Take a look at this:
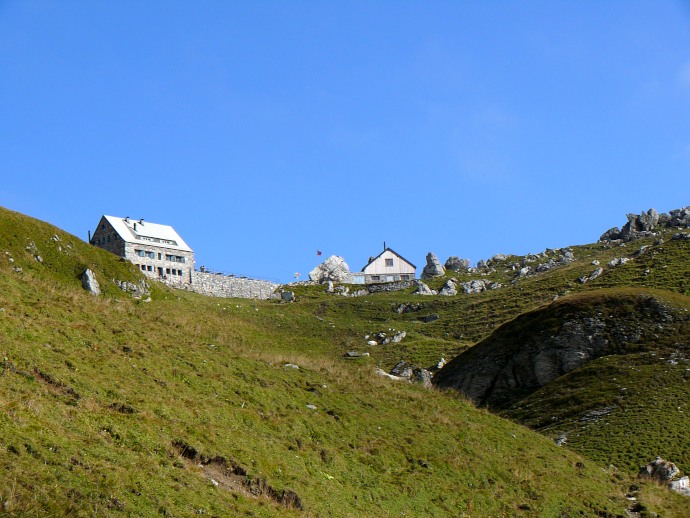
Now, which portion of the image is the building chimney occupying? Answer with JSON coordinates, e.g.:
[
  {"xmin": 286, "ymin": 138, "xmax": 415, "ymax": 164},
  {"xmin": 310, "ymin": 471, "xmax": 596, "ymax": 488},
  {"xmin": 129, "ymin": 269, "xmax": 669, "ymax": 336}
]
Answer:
[{"xmin": 383, "ymin": 241, "xmax": 387, "ymax": 250}]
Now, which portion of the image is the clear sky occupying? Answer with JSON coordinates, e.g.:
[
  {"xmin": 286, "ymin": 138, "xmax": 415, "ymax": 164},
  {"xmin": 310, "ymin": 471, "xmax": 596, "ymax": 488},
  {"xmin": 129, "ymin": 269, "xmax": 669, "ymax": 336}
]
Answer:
[{"xmin": 2, "ymin": 2, "xmax": 690, "ymax": 283}]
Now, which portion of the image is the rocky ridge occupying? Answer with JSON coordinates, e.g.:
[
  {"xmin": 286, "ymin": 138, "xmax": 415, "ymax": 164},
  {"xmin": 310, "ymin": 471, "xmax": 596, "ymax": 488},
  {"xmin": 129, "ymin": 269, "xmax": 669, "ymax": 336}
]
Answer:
[{"xmin": 600, "ymin": 207, "xmax": 690, "ymax": 243}]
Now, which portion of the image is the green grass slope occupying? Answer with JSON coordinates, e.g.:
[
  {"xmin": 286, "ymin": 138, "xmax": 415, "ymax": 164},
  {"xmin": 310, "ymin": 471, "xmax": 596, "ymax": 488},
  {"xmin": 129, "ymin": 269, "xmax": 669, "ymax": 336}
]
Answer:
[{"xmin": 0, "ymin": 206, "xmax": 640, "ymax": 516}]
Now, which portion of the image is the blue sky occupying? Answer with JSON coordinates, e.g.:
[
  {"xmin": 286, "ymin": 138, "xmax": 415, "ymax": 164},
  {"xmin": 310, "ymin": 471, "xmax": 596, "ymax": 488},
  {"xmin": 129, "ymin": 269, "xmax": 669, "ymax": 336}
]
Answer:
[{"xmin": 2, "ymin": 2, "xmax": 690, "ymax": 283}]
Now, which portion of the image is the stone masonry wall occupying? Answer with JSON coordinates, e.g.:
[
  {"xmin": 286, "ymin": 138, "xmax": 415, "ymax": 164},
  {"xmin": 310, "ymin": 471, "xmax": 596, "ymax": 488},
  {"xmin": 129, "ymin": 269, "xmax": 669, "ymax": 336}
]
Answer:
[
  {"xmin": 124, "ymin": 242, "xmax": 194, "ymax": 286},
  {"xmin": 189, "ymin": 271, "xmax": 279, "ymax": 300},
  {"xmin": 91, "ymin": 217, "xmax": 278, "ymax": 299}
]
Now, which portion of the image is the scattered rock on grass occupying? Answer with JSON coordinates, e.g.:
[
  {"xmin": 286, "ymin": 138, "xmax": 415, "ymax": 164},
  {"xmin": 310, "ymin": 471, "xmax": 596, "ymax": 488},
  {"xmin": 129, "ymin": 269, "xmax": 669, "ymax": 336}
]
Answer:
[
  {"xmin": 344, "ymin": 351, "xmax": 370, "ymax": 358},
  {"xmin": 396, "ymin": 302, "xmax": 423, "ymax": 314},
  {"xmin": 366, "ymin": 331, "xmax": 406, "ymax": 345},
  {"xmin": 389, "ymin": 361, "xmax": 433, "ymax": 387},
  {"xmin": 639, "ymin": 457, "xmax": 679, "ymax": 482},
  {"xmin": 375, "ymin": 368, "xmax": 406, "ymax": 381},
  {"xmin": 115, "ymin": 279, "xmax": 149, "ymax": 299},
  {"xmin": 414, "ymin": 280, "xmax": 437, "ymax": 296},
  {"xmin": 460, "ymin": 279, "xmax": 488, "ymax": 294},
  {"xmin": 608, "ymin": 257, "xmax": 630, "ymax": 267},
  {"xmin": 577, "ymin": 267, "xmax": 603, "ymax": 284},
  {"xmin": 81, "ymin": 269, "xmax": 101, "ymax": 296},
  {"xmin": 639, "ymin": 457, "xmax": 690, "ymax": 496},
  {"xmin": 439, "ymin": 279, "xmax": 458, "ymax": 296}
]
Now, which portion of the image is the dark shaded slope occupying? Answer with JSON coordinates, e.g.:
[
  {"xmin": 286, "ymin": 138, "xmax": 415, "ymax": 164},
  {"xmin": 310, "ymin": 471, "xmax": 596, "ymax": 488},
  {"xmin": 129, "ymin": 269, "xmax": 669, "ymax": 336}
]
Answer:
[{"xmin": 433, "ymin": 289, "xmax": 690, "ymax": 409}]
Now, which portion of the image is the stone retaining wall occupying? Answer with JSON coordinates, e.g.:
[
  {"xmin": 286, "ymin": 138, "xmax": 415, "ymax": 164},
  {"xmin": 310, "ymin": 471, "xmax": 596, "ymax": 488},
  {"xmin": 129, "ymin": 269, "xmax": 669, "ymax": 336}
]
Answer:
[{"xmin": 189, "ymin": 271, "xmax": 279, "ymax": 300}]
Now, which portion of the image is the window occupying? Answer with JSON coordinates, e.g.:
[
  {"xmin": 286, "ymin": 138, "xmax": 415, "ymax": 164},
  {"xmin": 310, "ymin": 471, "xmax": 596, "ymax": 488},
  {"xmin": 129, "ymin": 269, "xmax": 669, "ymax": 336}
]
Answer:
[
  {"xmin": 137, "ymin": 236, "xmax": 178, "ymax": 246},
  {"xmin": 147, "ymin": 251, "xmax": 155, "ymax": 259},
  {"xmin": 166, "ymin": 268, "xmax": 170, "ymax": 274},
  {"xmin": 176, "ymin": 256, "xmax": 185, "ymax": 263},
  {"xmin": 166, "ymin": 254, "xmax": 174, "ymax": 261},
  {"xmin": 136, "ymin": 250, "xmax": 145, "ymax": 257},
  {"xmin": 158, "ymin": 253, "xmax": 162, "ymax": 260},
  {"xmin": 147, "ymin": 265, "xmax": 153, "ymax": 271},
  {"xmin": 140, "ymin": 265, "xmax": 146, "ymax": 271},
  {"xmin": 371, "ymin": 275, "xmax": 380, "ymax": 281},
  {"xmin": 385, "ymin": 258, "xmax": 394, "ymax": 267},
  {"xmin": 177, "ymin": 269, "xmax": 183, "ymax": 276}
]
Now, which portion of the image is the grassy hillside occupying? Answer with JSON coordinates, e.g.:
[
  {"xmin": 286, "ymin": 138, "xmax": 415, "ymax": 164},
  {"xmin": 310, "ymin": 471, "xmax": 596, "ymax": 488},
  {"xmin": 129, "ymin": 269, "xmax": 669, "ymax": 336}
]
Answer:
[
  {"xmin": 496, "ymin": 291, "xmax": 690, "ymax": 475},
  {"xmin": 0, "ymin": 206, "xmax": 688, "ymax": 516},
  {"xmin": 289, "ymin": 230, "xmax": 690, "ymax": 373},
  {"xmin": 432, "ymin": 287, "xmax": 690, "ymax": 477}
]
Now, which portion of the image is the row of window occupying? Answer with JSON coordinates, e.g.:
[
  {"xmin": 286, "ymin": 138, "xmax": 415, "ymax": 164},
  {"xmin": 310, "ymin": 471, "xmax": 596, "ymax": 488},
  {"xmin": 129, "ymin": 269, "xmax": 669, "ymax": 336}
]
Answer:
[
  {"xmin": 137, "ymin": 264, "xmax": 184, "ymax": 276},
  {"xmin": 94, "ymin": 234, "xmax": 118, "ymax": 246},
  {"xmin": 138, "ymin": 235, "xmax": 178, "ymax": 246},
  {"xmin": 369, "ymin": 274, "xmax": 412, "ymax": 281},
  {"xmin": 134, "ymin": 250, "xmax": 185, "ymax": 263}
]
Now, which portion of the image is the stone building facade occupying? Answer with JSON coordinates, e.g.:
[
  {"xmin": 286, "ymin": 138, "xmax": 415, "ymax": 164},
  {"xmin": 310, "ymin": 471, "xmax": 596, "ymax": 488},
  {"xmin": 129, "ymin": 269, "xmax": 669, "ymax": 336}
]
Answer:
[
  {"xmin": 91, "ymin": 215, "xmax": 279, "ymax": 299},
  {"xmin": 91, "ymin": 215, "xmax": 194, "ymax": 287}
]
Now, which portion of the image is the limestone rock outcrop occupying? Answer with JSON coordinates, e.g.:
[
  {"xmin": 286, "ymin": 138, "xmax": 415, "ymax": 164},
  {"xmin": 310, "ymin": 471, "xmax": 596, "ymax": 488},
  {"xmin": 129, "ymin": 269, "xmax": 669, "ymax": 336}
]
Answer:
[
  {"xmin": 445, "ymin": 256, "xmax": 470, "ymax": 271},
  {"xmin": 639, "ymin": 457, "xmax": 680, "ymax": 483},
  {"xmin": 439, "ymin": 279, "xmax": 458, "ymax": 296},
  {"xmin": 116, "ymin": 279, "xmax": 150, "ymax": 299},
  {"xmin": 81, "ymin": 269, "xmax": 101, "ymax": 296},
  {"xmin": 420, "ymin": 252, "xmax": 445, "ymax": 279},
  {"xmin": 639, "ymin": 457, "xmax": 690, "ymax": 497},
  {"xmin": 309, "ymin": 256, "xmax": 351, "ymax": 283},
  {"xmin": 460, "ymin": 279, "xmax": 488, "ymax": 294},
  {"xmin": 600, "ymin": 207, "xmax": 690, "ymax": 242}
]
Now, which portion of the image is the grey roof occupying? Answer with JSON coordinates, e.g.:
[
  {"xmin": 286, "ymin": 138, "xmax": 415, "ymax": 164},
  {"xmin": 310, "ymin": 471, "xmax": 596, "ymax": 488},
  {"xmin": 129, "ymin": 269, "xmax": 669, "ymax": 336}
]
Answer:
[{"xmin": 101, "ymin": 215, "xmax": 193, "ymax": 253}]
